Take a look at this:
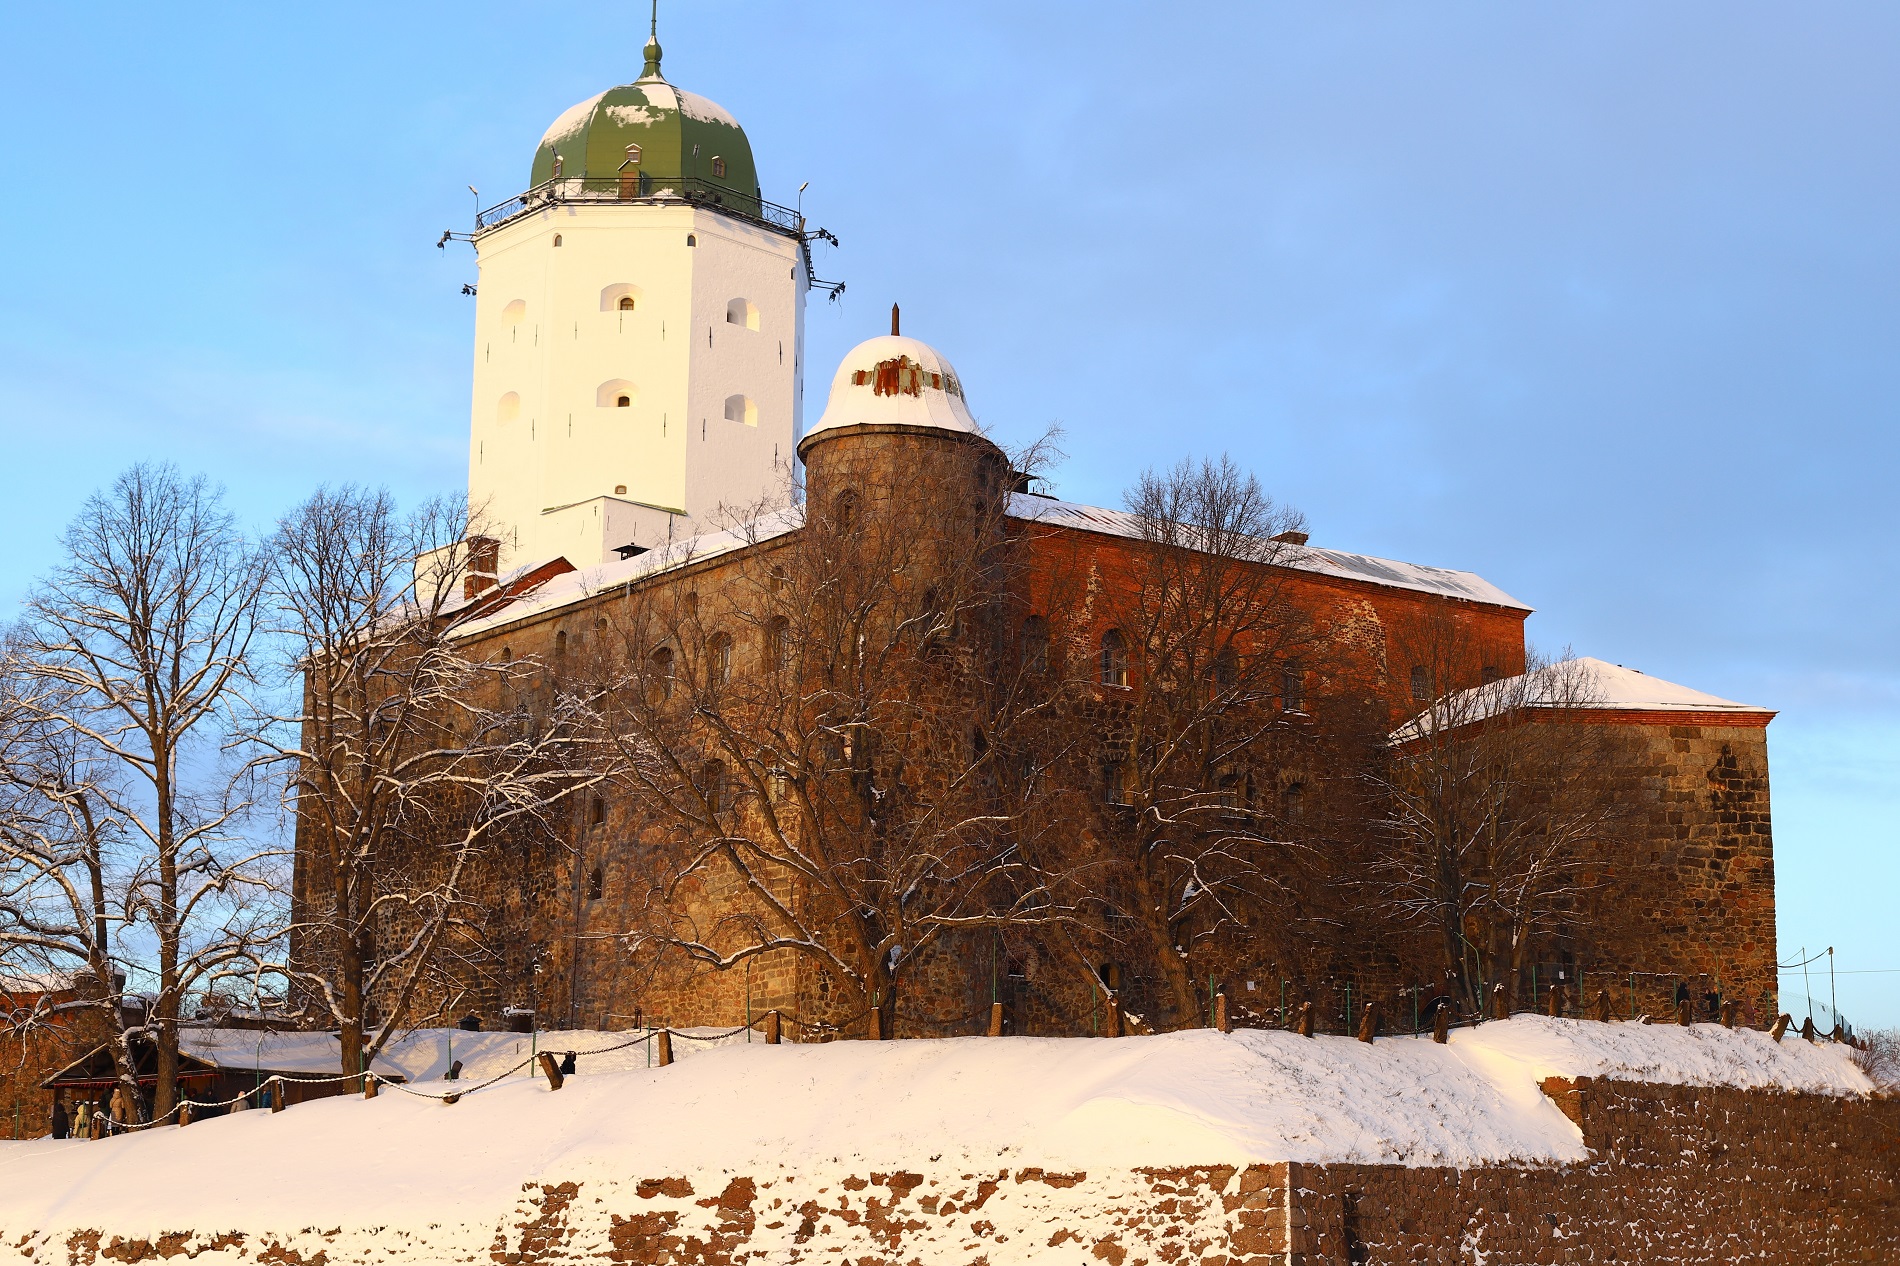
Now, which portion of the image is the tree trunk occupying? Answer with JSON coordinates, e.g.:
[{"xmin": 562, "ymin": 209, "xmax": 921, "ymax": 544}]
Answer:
[{"xmin": 1133, "ymin": 847, "xmax": 1199, "ymax": 1027}]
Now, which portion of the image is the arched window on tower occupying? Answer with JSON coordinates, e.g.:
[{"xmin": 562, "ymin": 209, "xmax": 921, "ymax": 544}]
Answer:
[
  {"xmin": 708, "ymin": 632, "xmax": 733, "ymax": 687},
  {"xmin": 599, "ymin": 283, "xmax": 643, "ymax": 312},
  {"xmin": 1100, "ymin": 629, "xmax": 1128, "ymax": 689},
  {"xmin": 723, "ymin": 394, "xmax": 758, "ymax": 427},
  {"xmin": 726, "ymin": 298, "xmax": 759, "ymax": 330},
  {"xmin": 552, "ymin": 233, "xmax": 563, "ymax": 247},
  {"xmin": 596, "ymin": 379, "xmax": 637, "ymax": 408},
  {"xmin": 496, "ymin": 392, "xmax": 521, "ymax": 424},
  {"xmin": 710, "ymin": 155, "xmax": 727, "ymax": 179}
]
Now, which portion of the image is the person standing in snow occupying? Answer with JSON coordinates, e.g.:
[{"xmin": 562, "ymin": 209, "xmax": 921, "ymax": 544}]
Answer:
[{"xmin": 50, "ymin": 1095, "xmax": 69, "ymax": 1140}]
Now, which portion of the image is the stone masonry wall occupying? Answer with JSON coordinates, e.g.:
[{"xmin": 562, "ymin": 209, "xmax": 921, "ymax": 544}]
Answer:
[{"xmin": 37, "ymin": 1075, "xmax": 1896, "ymax": 1265}]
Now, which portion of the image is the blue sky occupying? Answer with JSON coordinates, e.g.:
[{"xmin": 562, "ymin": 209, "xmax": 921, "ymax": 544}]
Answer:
[{"xmin": 1, "ymin": 3, "xmax": 1894, "ymax": 1024}]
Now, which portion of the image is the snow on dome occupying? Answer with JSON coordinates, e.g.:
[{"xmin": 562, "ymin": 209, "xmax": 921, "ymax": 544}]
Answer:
[{"xmin": 801, "ymin": 335, "xmax": 982, "ymax": 451}]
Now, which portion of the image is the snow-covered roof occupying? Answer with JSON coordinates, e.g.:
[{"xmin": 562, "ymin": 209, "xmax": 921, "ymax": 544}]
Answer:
[
  {"xmin": 1396, "ymin": 656, "xmax": 1772, "ymax": 740},
  {"xmin": 451, "ymin": 506, "xmax": 802, "ymax": 640},
  {"xmin": 451, "ymin": 490, "xmax": 1527, "ymax": 639},
  {"xmin": 800, "ymin": 335, "xmax": 982, "ymax": 451},
  {"xmin": 1008, "ymin": 494, "xmax": 1532, "ymax": 611},
  {"xmin": 179, "ymin": 1028, "xmax": 407, "ymax": 1080}
]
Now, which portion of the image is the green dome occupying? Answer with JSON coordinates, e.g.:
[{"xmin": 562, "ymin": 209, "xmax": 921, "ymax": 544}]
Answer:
[{"xmin": 529, "ymin": 39, "xmax": 760, "ymax": 208}]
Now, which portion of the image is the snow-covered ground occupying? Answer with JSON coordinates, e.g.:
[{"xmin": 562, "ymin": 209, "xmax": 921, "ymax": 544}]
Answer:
[{"xmin": 0, "ymin": 1018, "xmax": 1868, "ymax": 1261}]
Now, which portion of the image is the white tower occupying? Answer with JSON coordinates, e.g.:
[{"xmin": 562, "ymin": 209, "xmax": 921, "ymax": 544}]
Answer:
[{"xmin": 467, "ymin": 30, "xmax": 807, "ymax": 571}]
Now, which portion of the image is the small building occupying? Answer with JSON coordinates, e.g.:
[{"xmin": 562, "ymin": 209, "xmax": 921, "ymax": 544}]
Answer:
[{"xmin": 41, "ymin": 1028, "xmax": 406, "ymax": 1118}]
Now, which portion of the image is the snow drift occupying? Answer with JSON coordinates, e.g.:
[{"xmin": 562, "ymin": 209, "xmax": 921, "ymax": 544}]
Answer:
[{"xmin": 0, "ymin": 1017, "xmax": 1869, "ymax": 1257}]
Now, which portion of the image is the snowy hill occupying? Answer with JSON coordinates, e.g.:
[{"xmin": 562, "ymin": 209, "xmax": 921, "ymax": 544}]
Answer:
[{"xmin": 0, "ymin": 1018, "xmax": 1868, "ymax": 1265}]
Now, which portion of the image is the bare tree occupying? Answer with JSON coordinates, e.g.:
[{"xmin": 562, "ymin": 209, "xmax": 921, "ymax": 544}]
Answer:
[
  {"xmin": 1378, "ymin": 644, "xmax": 1631, "ymax": 1013},
  {"xmin": 1056, "ymin": 455, "xmax": 1360, "ymax": 1028},
  {"xmin": 256, "ymin": 487, "xmax": 605, "ymax": 1077},
  {"xmin": 0, "ymin": 655, "xmax": 140, "ymax": 1107},
  {"xmin": 12, "ymin": 465, "xmax": 276, "ymax": 1119},
  {"xmin": 585, "ymin": 435, "xmax": 1085, "ymax": 1037}
]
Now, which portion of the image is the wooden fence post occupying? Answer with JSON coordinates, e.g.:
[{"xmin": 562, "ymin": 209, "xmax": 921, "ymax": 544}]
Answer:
[
  {"xmin": 765, "ymin": 1010, "xmax": 781, "ymax": 1044},
  {"xmin": 1491, "ymin": 983, "xmax": 1509, "ymax": 1021},
  {"xmin": 1356, "ymin": 1002, "xmax": 1379, "ymax": 1044},
  {"xmin": 1799, "ymin": 1016, "xmax": 1817, "ymax": 1043},
  {"xmin": 1676, "ymin": 998, "xmax": 1693, "ymax": 1026},
  {"xmin": 988, "ymin": 1001, "xmax": 1005, "ymax": 1037},
  {"xmin": 1432, "ymin": 1002, "xmax": 1450, "ymax": 1044},
  {"xmin": 656, "ymin": 1029, "xmax": 674, "ymax": 1066},
  {"xmin": 1546, "ymin": 986, "xmax": 1564, "ymax": 1018},
  {"xmin": 538, "ymin": 1052, "xmax": 565, "ymax": 1091},
  {"xmin": 867, "ymin": 1008, "xmax": 882, "ymax": 1041},
  {"xmin": 1720, "ymin": 1000, "xmax": 1738, "ymax": 1029},
  {"xmin": 1296, "ymin": 1001, "xmax": 1314, "ymax": 1038},
  {"xmin": 1594, "ymin": 990, "xmax": 1612, "ymax": 1023},
  {"xmin": 1769, "ymin": 1013, "xmax": 1791, "ymax": 1042},
  {"xmin": 363, "ymin": 1076, "xmax": 379, "ymax": 1100},
  {"xmin": 1104, "ymin": 993, "xmax": 1123, "ymax": 1038},
  {"xmin": 1214, "ymin": 992, "xmax": 1231, "ymax": 1034},
  {"xmin": 178, "ymin": 1102, "xmax": 192, "ymax": 1128},
  {"xmin": 269, "ymin": 1079, "xmax": 285, "ymax": 1114}
]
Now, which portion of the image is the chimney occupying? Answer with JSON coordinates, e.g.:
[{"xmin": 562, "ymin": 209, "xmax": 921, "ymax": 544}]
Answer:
[
  {"xmin": 891, "ymin": 303, "xmax": 900, "ymax": 336},
  {"xmin": 1271, "ymin": 530, "xmax": 1310, "ymax": 546},
  {"xmin": 465, "ymin": 535, "xmax": 501, "ymax": 599}
]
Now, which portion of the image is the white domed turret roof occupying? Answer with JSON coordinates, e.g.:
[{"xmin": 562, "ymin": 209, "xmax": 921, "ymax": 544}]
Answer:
[{"xmin": 800, "ymin": 335, "xmax": 980, "ymax": 451}]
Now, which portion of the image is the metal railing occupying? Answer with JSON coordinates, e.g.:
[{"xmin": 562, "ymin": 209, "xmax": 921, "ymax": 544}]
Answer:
[{"xmin": 475, "ymin": 176, "xmax": 802, "ymax": 236}]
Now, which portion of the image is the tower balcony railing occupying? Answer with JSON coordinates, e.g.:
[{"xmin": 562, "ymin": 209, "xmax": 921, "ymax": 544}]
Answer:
[{"xmin": 475, "ymin": 175, "xmax": 803, "ymax": 237}]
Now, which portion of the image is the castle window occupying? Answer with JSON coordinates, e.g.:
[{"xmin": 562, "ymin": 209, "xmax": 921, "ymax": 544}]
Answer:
[
  {"xmin": 710, "ymin": 155, "xmax": 727, "ymax": 179},
  {"xmin": 589, "ymin": 798, "xmax": 606, "ymax": 826},
  {"xmin": 1100, "ymin": 629, "xmax": 1128, "ymax": 689},
  {"xmin": 1212, "ymin": 645, "xmax": 1238, "ymax": 690},
  {"xmin": 1282, "ymin": 781, "xmax": 1305, "ymax": 822},
  {"xmin": 587, "ymin": 866, "xmax": 603, "ymax": 901},
  {"xmin": 834, "ymin": 491, "xmax": 860, "ymax": 532},
  {"xmin": 1103, "ymin": 759, "xmax": 1131, "ymax": 806},
  {"xmin": 496, "ymin": 392, "xmax": 521, "ymax": 425},
  {"xmin": 768, "ymin": 616, "xmax": 792, "ymax": 674},
  {"xmin": 699, "ymin": 760, "xmax": 728, "ymax": 814},
  {"xmin": 502, "ymin": 299, "xmax": 527, "ymax": 324},
  {"xmin": 649, "ymin": 647, "xmax": 674, "ymax": 703},
  {"xmin": 624, "ymin": 143, "xmax": 642, "ymax": 163},
  {"xmin": 554, "ymin": 630, "xmax": 568, "ymax": 661},
  {"xmin": 599, "ymin": 283, "xmax": 643, "ymax": 311},
  {"xmin": 614, "ymin": 484, "xmax": 627, "ymax": 495},
  {"xmin": 1020, "ymin": 616, "xmax": 1049, "ymax": 674},
  {"xmin": 552, "ymin": 234, "xmax": 562, "ymax": 247},
  {"xmin": 550, "ymin": 153, "xmax": 564, "ymax": 180},
  {"xmin": 1282, "ymin": 662, "xmax": 1305, "ymax": 712},
  {"xmin": 1482, "ymin": 665, "xmax": 1501, "ymax": 683},
  {"xmin": 1410, "ymin": 665, "xmax": 1431, "ymax": 702},
  {"xmin": 686, "ymin": 233, "xmax": 696, "ymax": 247},
  {"xmin": 723, "ymin": 394, "xmax": 758, "ymax": 427},
  {"xmin": 726, "ymin": 298, "xmax": 760, "ymax": 330},
  {"xmin": 708, "ymin": 632, "xmax": 733, "ymax": 686},
  {"xmin": 596, "ymin": 379, "xmax": 638, "ymax": 408}
]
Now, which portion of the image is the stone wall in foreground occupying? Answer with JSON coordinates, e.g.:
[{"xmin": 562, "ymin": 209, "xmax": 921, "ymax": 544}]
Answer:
[{"xmin": 31, "ymin": 1077, "xmax": 1900, "ymax": 1266}]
